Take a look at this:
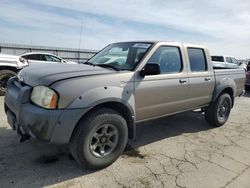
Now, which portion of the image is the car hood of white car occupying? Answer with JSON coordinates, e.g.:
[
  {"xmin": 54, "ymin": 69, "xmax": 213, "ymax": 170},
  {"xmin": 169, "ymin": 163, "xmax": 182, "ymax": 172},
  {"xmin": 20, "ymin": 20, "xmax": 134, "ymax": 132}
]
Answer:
[{"xmin": 0, "ymin": 54, "xmax": 19, "ymax": 61}]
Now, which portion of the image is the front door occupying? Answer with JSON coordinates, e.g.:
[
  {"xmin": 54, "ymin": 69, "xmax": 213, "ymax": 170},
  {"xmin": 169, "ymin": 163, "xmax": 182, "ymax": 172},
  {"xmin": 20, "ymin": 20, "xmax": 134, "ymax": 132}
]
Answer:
[{"xmin": 134, "ymin": 45, "xmax": 189, "ymax": 121}]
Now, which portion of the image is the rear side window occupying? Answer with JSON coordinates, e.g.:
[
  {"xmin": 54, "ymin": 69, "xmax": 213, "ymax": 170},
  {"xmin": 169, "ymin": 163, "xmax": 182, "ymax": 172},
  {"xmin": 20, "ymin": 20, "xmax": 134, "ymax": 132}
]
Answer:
[
  {"xmin": 27, "ymin": 54, "xmax": 42, "ymax": 60},
  {"xmin": 40, "ymin": 55, "xmax": 47, "ymax": 61},
  {"xmin": 188, "ymin": 48, "xmax": 207, "ymax": 72}
]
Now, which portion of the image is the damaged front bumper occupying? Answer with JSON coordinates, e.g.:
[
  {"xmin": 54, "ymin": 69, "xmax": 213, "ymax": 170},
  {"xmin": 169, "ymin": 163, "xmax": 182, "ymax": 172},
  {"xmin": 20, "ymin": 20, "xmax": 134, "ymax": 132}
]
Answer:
[
  {"xmin": 4, "ymin": 77, "xmax": 90, "ymax": 144},
  {"xmin": 4, "ymin": 77, "xmax": 63, "ymax": 142}
]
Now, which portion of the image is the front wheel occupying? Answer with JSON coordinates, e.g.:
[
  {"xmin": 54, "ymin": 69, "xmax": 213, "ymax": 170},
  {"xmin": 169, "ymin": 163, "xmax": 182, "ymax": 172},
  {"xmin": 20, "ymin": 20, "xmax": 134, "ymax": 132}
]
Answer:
[
  {"xmin": 205, "ymin": 93, "xmax": 232, "ymax": 127},
  {"xmin": 0, "ymin": 69, "xmax": 17, "ymax": 96},
  {"xmin": 70, "ymin": 108, "xmax": 128, "ymax": 170}
]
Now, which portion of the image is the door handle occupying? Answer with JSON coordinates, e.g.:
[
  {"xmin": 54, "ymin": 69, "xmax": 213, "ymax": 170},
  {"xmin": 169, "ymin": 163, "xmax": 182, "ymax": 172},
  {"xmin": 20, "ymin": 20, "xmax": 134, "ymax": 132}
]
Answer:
[
  {"xmin": 179, "ymin": 79, "xmax": 187, "ymax": 84},
  {"xmin": 205, "ymin": 77, "xmax": 211, "ymax": 81}
]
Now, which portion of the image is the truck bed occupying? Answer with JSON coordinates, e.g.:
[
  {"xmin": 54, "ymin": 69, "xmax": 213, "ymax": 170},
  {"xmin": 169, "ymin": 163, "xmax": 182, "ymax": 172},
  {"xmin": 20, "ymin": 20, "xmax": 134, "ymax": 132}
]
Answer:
[{"xmin": 214, "ymin": 68, "xmax": 245, "ymax": 97}]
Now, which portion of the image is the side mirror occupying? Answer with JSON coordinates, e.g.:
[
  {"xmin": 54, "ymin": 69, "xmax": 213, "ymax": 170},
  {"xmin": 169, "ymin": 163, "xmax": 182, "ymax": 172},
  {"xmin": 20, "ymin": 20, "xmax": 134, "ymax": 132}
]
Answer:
[{"xmin": 140, "ymin": 63, "xmax": 160, "ymax": 77}]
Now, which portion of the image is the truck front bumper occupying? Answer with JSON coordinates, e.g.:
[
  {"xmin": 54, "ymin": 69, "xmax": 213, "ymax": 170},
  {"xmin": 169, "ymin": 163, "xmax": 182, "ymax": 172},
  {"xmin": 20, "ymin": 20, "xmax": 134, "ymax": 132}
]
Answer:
[{"xmin": 4, "ymin": 77, "xmax": 91, "ymax": 144}]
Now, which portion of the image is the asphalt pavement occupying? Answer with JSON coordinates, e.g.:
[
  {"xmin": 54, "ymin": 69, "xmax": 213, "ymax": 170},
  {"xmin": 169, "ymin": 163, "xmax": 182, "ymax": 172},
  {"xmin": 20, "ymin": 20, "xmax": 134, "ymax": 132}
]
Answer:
[{"xmin": 0, "ymin": 92, "xmax": 250, "ymax": 188}]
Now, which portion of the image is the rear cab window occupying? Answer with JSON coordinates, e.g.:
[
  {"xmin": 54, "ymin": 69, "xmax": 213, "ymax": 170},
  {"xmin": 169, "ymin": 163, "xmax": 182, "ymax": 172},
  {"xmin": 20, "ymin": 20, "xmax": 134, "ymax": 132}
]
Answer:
[
  {"xmin": 211, "ymin": 56, "xmax": 224, "ymax": 62},
  {"xmin": 187, "ymin": 48, "xmax": 207, "ymax": 72}
]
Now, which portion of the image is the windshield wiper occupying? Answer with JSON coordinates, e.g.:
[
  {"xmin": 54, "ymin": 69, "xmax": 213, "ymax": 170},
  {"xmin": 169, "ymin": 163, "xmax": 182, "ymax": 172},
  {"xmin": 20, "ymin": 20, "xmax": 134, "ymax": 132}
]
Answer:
[{"xmin": 95, "ymin": 64, "xmax": 120, "ymax": 71}]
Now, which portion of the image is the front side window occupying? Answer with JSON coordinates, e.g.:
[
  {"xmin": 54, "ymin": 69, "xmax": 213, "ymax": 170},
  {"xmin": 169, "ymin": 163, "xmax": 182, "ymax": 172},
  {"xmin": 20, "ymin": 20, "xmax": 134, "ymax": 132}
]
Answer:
[
  {"xmin": 188, "ymin": 48, "xmax": 207, "ymax": 72},
  {"xmin": 88, "ymin": 42, "xmax": 152, "ymax": 70},
  {"xmin": 226, "ymin": 57, "xmax": 232, "ymax": 64},
  {"xmin": 147, "ymin": 46, "xmax": 182, "ymax": 74},
  {"xmin": 45, "ymin": 55, "xmax": 61, "ymax": 62},
  {"xmin": 231, "ymin": 58, "xmax": 238, "ymax": 65}
]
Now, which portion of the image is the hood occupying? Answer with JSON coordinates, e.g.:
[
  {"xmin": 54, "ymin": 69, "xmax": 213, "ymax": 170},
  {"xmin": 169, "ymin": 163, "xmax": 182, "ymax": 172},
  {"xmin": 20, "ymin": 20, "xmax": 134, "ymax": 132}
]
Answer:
[
  {"xmin": 18, "ymin": 63, "xmax": 114, "ymax": 86},
  {"xmin": 0, "ymin": 53, "xmax": 19, "ymax": 62},
  {"xmin": 0, "ymin": 53, "xmax": 19, "ymax": 59}
]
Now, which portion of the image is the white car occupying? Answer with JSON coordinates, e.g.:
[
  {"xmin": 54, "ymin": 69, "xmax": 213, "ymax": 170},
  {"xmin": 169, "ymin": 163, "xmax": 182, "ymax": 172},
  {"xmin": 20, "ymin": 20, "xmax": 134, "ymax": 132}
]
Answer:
[
  {"xmin": 0, "ymin": 54, "xmax": 28, "ymax": 95},
  {"xmin": 21, "ymin": 52, "xmax": 77, "ymax": 64},
  {"xmin": 211, "ymin": 55, "xmax": 239, "ymax": 69}
]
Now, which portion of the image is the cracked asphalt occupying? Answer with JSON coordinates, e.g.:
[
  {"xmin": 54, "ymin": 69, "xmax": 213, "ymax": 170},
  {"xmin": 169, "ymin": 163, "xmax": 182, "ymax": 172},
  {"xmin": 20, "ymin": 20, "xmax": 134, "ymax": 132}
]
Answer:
[{"xmin": 0, "ymin": 91, "xmax": 250, "ymax": 188}]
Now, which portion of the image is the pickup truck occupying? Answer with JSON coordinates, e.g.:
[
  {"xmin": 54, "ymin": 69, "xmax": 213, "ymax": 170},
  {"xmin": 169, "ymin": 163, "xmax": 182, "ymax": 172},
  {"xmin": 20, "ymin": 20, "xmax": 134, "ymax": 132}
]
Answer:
[
  {"xmin": 211, "ymin": 55, "xmax": 239, "ymax": 69},
  {"xmin": 0, "ymin": 54, "xmax": 28, "ymax": 95},
  {"xmin": 4, "ymin": 41, "xmax": 245, "ymax": 170}
]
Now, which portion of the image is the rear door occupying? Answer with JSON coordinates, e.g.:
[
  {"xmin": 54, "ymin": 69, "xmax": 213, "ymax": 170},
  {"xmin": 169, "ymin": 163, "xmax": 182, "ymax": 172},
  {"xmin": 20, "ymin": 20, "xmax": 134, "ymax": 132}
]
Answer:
[
  {"xmin": 134, "ymin": 43, "xmax": 189, "ymax": 121},
  {"xmin": 185, "ymin": 46, "xmax": 215, "ymax": 108}
]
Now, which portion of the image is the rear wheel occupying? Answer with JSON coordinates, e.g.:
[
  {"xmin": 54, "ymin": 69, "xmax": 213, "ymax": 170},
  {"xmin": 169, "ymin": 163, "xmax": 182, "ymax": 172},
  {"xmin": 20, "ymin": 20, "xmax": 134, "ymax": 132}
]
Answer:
[
  {"xmin": 70, "ymin": 108, "xmax": 128, "ymax": 170},
  {"xmin": 205, "ymin": 93, "xmax": 232, "ymax": 127},
  {"xmin": 0, "ymin": 70, "xmax": 17, "ymax": 96}
]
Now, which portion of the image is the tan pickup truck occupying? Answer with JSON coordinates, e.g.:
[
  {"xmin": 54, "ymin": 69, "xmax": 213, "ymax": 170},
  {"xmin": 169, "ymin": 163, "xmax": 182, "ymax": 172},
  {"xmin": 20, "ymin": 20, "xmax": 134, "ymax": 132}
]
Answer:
[{"xmin": 4, "ymin": 41, "xmax": 245, "ymax": 169}]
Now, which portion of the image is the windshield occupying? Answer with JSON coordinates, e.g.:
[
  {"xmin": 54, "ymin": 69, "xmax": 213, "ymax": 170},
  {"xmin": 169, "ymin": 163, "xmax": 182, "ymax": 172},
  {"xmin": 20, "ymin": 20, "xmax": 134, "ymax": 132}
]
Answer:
[
  {"xmin": 88, "ymin": 42, "xmax": 152, "ymax": 70},
  {"xmin": 211, "ymin": 56, "xmax": 224, "ymax": 62}
]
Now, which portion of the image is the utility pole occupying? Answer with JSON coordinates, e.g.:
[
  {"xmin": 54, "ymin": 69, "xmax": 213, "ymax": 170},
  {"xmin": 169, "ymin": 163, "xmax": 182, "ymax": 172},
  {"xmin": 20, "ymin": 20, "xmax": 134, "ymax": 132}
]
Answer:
[
  {"xmin": 78, "ymin": 21, "xmax": 83, "ymax": 62},
  {"xmin": 78, "ymin": 21, "xmax": 83, "ymax": 50}
]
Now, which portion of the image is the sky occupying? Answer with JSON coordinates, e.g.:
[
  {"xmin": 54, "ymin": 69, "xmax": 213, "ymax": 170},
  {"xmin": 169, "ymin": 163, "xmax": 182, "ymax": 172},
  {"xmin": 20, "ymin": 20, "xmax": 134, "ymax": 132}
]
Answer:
[{"xmin": 0, "ymin": 0, "xmax": 250, "ymax": 58}]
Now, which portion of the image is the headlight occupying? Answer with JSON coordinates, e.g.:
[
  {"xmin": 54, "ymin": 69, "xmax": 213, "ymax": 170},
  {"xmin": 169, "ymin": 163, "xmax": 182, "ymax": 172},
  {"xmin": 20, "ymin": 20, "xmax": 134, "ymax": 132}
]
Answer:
[{"xmin": 31, "ymin": 86, "xmax": 58, "ymax": 109}]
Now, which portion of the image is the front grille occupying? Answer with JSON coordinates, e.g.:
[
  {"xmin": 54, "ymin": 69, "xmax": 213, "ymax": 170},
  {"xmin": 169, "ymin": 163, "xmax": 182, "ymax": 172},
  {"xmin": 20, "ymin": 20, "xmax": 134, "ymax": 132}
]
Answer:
[{"xmin": 13, "ymin": 80, "xmax": 23, "ymax": 89}]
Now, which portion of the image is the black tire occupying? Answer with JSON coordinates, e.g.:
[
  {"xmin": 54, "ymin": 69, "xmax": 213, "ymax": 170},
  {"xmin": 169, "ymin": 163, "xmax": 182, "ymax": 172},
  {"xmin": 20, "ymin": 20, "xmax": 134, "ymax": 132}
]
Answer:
[
  {"xmin": 70, "ymin": 108, "xmax": 128, "ymax": 170},
  {"xmin": 205, "ymin": 93, "xmax": 232, "ymax": 127},
  {"xmin": 0, "ymin": 69, "xmax": 17, "ymax": 96},
  {"xmin": 245, "ymin": 86, "xmax": 250, "ymax": 91}
]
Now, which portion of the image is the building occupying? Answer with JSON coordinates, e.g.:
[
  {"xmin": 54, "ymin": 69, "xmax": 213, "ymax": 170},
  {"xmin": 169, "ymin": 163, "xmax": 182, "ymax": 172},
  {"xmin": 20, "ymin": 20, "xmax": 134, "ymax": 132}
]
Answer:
[{"xmin": 0, "ymin": 43, "xmax": 98, "ymax": 62}]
